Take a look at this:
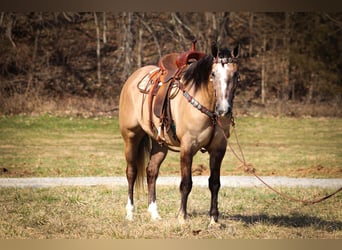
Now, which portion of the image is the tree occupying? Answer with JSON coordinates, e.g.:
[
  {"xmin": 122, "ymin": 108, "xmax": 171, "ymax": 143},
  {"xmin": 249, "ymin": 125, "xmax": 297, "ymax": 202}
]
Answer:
[
  {"xmin": 94, "ymin": 12, "xmax": 102, "ymax": 86},
  {"xmin": 0, "ymin": 12, "xmax": 341, "ymax": 115}
]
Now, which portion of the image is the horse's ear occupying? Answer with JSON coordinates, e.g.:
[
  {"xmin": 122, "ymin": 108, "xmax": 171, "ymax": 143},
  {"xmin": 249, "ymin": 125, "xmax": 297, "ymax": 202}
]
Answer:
[
  {"xmin": 211, "ymin": 41, "xmax": 218, "ymax": 57},
  {"xmin": 232, "ymin": 44, "xmax": 240, "ymax": 58}
]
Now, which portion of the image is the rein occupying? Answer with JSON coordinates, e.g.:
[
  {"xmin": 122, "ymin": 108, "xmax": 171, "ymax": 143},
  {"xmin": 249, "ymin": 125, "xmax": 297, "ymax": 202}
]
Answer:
[
  {"xmin": 179, "ymin": 70, "xmax": 342, "ymax": 204},
  {"xmin": 221, "ymin": 117, "xmax": 342, "ymax": 205}
]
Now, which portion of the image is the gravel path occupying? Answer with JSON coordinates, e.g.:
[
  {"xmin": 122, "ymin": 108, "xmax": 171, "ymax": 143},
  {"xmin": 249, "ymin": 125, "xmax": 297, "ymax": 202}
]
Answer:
[{"xmin": 0, "ymin": 176, "xmax": 341, "ymax": 189}]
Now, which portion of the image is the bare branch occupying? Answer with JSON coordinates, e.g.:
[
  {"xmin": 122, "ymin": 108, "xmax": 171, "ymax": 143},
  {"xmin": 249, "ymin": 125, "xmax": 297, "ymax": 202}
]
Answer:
[
  {"xmin": 6, "ymin": 13, "xmax": 16, "ymax": 48},
  {"xmin": 136, "ymin": 14, "xmax": 162, "ymax": 58}
]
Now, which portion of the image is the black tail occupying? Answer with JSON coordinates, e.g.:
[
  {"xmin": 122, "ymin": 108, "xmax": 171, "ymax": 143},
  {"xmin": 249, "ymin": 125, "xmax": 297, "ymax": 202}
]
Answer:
[{"xmin": 135, "ymin": 134, "xmax": 150, "ymax": 192}]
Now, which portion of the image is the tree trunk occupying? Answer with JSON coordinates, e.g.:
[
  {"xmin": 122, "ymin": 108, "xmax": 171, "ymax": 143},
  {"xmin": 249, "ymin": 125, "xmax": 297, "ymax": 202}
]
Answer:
[
  {"xmin": 123, "ymin": 12, "xmax": 133, "ymax": 81},
  {"xmin": 283, "ymin": 12, "xmax": 291, "ymax": 101},
  {"xmin": 102, "ymin": 12, "xmax": 107, "ymax": 44},
  {"xmin": 137, "ymin": 26, "xmax": 143, "ymax": 68},
  {"xmin": 261, "ymin": 36, "xmax": 266, "ymax": 105},
  {"xmin": 94, "ymin": 12, "xmax": 101, "ymax": 85},
  {"xmin": 205, "ymin": 12, "xmax": 217, "ymax": 52},
  {"xmin": 306, "ymin": 73, "xmax": 314, "ymax": 104},
  {"xmin": 0, "ymin": 12, "xmax": 4, "ymax": 25},
  {"xmin": 25, "ymin": 28, "xmax": 40, "ymax": 95},
  {"xmin": 249, "ymin": 12, "xmax": 254, "ymax": 56}
]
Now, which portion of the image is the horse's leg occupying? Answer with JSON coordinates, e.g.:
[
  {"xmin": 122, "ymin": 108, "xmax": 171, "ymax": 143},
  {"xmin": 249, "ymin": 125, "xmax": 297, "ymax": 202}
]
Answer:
[
  {"xmin": 123, "ymin": 133, "xmax": 147, "ymax": 221},
  {"xmin": 124, "ymin": 138, "xmax": 138, "ymax": 221},
  {"xmin": 208, "ymin": 143, "xmax": 227, "ymax": 226},
  {"xmin": 146, "ymin": 140, "xmax": 167, "ymax": 220},
  {"xmin": 178, "ymin": 147, "xmax": 193, "ymax": 224}
]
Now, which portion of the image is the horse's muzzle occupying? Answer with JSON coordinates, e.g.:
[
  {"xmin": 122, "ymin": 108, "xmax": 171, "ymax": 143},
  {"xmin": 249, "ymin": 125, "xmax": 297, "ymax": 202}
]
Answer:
[{"xmin": 215, "ymin": 105, "xmax": 232, "ymax": 117}]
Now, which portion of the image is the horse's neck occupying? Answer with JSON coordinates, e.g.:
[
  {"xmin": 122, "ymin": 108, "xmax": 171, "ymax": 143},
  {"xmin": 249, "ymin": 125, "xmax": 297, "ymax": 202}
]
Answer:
[{"xmin": 192, "ymin": 82, "xmax": 216, "ymax": 112}]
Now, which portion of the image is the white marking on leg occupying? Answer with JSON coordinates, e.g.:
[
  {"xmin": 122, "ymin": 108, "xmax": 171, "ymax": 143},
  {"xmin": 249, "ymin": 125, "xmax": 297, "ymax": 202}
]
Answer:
[
  {"xmin": 209, "ymin": 216, "xmax": 216, "ymax": 225},
  {"xmin": 148, "ymin": 201, "xmax": 161, "ymax": 220},
  {"xmin": 125, "ymin": 197, "xmax": 134, "ymax": 221},
  {"xmin": 177, "ymin": 209, "xmax": 187, "ymax": 226},
  {"xmin": 209, "ymin": 216, "xmax": 221, "ymax": 228}
]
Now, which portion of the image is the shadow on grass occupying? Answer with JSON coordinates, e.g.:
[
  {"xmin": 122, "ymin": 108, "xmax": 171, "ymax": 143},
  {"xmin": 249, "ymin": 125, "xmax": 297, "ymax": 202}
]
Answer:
[
  {"xmin": 189, "ymin": 209, "xmax": 341, "ymax": 232},
  {"xmin": 224, "ymin": 213, "xmax": 342, "ymax": 232}
]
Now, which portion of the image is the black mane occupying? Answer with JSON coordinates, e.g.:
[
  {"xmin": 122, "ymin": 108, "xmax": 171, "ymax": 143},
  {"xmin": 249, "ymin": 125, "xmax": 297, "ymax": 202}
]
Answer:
[{"xmin": 183, "ymin": 54, "xmax": 213, "ymax": 90}]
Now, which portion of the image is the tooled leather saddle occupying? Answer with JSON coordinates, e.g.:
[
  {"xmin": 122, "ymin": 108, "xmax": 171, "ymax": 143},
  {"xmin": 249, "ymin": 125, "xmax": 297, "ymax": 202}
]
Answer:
[{"xmin": 144, "ymin": 40, "xmax": 206, "ymax": 143}]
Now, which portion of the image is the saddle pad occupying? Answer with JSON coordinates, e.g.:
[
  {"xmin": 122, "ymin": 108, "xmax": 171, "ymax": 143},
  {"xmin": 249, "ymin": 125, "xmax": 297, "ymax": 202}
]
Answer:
[{"xmin": 137, "ymin": 67, "xmax": 161, "ymax": 93}]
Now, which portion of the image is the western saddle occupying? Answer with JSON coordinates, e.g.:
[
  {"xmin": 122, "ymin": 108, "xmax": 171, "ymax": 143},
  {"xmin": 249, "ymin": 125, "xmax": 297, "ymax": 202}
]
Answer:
[{"xmin": 141, "ymin": 40, "xmax": 206, "ymax": 143}]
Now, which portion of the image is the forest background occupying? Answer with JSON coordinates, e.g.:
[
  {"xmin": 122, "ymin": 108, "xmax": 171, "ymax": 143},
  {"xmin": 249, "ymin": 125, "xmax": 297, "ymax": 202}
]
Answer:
[{"xmin": 0, "ymin": 12, "xmax": 341, "ymax": 117}]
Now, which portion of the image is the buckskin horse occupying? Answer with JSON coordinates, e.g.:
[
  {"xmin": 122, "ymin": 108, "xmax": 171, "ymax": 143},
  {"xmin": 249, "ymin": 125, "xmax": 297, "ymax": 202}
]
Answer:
[{"xmin": 119, "ymin": 41, "xmax": 240, "ymax": 225}]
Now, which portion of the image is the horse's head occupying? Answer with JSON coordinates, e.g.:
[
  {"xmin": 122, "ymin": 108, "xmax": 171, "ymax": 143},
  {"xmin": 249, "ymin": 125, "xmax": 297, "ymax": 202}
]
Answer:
[{"xmin": 210, "ymin": 43, "xmax": 240, "ymax": 117}]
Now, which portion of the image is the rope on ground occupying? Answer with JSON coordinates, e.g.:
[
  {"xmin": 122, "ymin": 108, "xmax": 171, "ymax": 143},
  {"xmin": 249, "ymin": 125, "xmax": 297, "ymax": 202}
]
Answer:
[{"xmin": 227, "ymin": 117, "xmax": 342, "ymax": 205}]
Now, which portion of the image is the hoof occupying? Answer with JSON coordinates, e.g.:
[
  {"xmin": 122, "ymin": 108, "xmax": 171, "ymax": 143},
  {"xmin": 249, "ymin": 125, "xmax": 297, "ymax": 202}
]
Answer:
[
  {"xmin": 208, "ymin": 216, "xmax": 221, "ymax": 229},
  {"xmin": 125, "ymin": 213, "xmax": 134, "ymax": 221},
  {"xmin": 148, "ymin": 202, "xmax": 162, "ymax": 221},
  {"xmin": 125, "ymin": 198, "xmax": 134, "ymax": 221},
  {"xmin": 177, "ymin": 212, "xmax": 188, "ymax": 227},
  {"xmin": 150, "ymin": 212, "xmax": 162, "ymax": 221},
  {"xmin": 178, "ymin": 216, "xmax": 186, "ymax": 226}
]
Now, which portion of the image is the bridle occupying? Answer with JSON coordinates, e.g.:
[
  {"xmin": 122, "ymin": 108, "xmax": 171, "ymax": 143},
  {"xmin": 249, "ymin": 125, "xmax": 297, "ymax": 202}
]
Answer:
[
  {"xmin": 179, "ymin": 55, "xmax": 240, "ymax": 125},
  {"xmin": 179, "ymin": 56, "xmax": 239, "ymax": 152},
  {"xmin": 211, "ymin": 56, "xmax": 240, "ymax": 106},
  {"xmin": 165, "ymin": 55, "xmax": 240, "ymax": 152},
  {"xmin": 214, "ymin": 56, "xmax": 239, "ymax": 65}
]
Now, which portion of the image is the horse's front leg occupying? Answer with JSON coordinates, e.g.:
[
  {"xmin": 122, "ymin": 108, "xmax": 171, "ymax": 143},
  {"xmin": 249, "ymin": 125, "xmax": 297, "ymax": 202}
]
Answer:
[
  {"xmin": 146, "ymin": 140, "xmax": 168, "ymax": 220},
  {"xmin": 178, "ymin": 147, "xmax": 193, "ymax": 224},
  {"xmin": 208, "ymin": 141, "xmax": 227, "ymax": 225}
]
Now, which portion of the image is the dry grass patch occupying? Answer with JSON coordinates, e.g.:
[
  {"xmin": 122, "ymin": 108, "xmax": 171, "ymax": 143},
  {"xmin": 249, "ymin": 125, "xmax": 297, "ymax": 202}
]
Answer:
[{"xmin": 0, "ymin": 185, "xmax": 341, "ymax": 239}]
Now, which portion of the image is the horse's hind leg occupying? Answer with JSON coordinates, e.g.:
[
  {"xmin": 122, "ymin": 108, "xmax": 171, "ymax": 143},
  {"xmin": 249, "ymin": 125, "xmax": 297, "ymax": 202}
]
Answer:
[
  {"xmin": 123, "ymin": 133, "xmax": 149, "ymax": 221},
  {"xmin": 146, "ymin": 140, "xmax": 167, "ymax": 220},
  {"xmin": 124, "ymin": 138, "xmax": 138, "ymax": 221}
]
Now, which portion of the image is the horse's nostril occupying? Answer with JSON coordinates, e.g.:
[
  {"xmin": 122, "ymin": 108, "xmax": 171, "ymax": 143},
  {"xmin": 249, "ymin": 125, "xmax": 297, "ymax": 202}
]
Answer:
[
  {"xmin": 215, "ymin": 106, "xmax": 232, "ymax": 117},
  {"xmin": 216, "ymin": 109, "xmax": 226, "ymax": 117}
]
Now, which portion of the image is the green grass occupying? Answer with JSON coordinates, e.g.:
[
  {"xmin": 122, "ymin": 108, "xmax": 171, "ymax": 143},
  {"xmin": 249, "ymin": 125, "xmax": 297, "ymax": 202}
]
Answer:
[
  {"xmin": 1, "ymin": 115, "xmax": 341, "ymax": 239},
  {"xmin": 0, "ymin": 115, "xmax": 341, "ymax": 178},
  {"xmin": 221, "ymin": 117, "xmax": 342, "ymax": 178},
  {"xmin": 0, "ymin": 186, "xmax": 341, "ymax": 239},
  {"xmin": 0, "ymin": 115, "xmax": 124, "ymax": 177}
]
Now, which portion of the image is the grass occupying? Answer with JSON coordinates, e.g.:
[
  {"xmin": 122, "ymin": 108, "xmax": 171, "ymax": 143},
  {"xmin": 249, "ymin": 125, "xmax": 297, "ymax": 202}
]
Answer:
[
  {"xmin": 0, "ymin": 185, "xmax": 341, "ymax": 239},
  {"xmin": 222, "ymin": 116, "xmax": 342, "ymax": 178},
  {"xmin": 0, "ymin": 115, "xmax": 341, "ymax": 239},
  {"xmin": 1, "ymin": 114, "xmax": 341, "ymax": 178},
  {"xmin": 0, "ymin": 115, "xmax": 124, "ymax": 177}
]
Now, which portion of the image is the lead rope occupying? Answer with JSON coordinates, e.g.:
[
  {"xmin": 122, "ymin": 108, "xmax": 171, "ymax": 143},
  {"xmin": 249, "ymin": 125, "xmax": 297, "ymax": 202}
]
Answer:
[{"xmin": 224, "ymin": 117, "xmax": 342, "ymax": 205}]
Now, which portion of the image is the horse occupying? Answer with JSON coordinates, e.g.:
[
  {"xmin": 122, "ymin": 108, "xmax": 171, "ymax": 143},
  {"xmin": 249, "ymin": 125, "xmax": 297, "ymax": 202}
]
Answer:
[{"xmin": 119, "ymin": 42, "xmax": 240, "ymax": 225}]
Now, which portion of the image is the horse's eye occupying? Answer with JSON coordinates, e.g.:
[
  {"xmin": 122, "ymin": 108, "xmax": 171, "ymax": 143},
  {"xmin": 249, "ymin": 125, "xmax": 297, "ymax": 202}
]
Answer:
[{"xmin": 211, "ymin": 72, "xmax": 215, "ymax": 78}]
